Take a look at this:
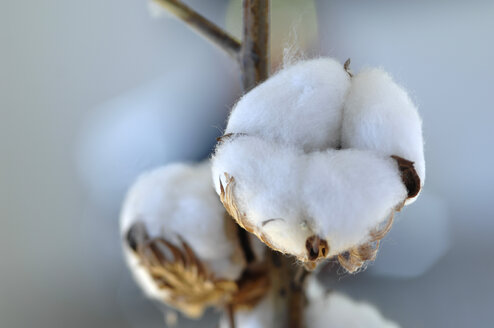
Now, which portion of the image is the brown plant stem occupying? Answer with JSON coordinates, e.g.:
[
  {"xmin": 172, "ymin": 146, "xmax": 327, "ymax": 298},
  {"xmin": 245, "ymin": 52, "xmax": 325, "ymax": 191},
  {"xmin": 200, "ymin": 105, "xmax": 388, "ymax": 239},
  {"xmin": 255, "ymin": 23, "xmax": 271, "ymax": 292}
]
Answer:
[
  {"xmin": 226, "ymin": 304, "xmax": 236, "ymax": 328},
  {"xmin": 240, "ymin": 0, "xmax": 270, "ymax": 91},
  {"xmin": 153, "ymin": 0, "xmax": 241, "ymax": 58}
]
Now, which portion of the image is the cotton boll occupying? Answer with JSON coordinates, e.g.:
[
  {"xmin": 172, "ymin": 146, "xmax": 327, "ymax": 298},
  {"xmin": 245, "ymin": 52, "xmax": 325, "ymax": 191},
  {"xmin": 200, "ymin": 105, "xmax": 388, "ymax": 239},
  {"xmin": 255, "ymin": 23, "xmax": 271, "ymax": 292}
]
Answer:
[
  {"xmin": 303, "ymin": 149, "xmax": 407, "ymax": 257},
  {"xmin": 122, "ymin": 247, "xmax": 170, "ymax": 301},
  {"xmin": 120, "ymin": 161, "xmax": 265, "ymax": 316},
  {"xmin": 306, "ymin": 279, "xmax": 400, "ymax": 328},
  {"xmin": 121, "ymin": 161, "xmax": 245, "ymax": 280},
  {"xmin": 341, "ymin": 68, "xmax": 425, "ymax": 202},
  {"xmin": 225, "ymin": 58, "xmax": 351, "ymax": 152}
]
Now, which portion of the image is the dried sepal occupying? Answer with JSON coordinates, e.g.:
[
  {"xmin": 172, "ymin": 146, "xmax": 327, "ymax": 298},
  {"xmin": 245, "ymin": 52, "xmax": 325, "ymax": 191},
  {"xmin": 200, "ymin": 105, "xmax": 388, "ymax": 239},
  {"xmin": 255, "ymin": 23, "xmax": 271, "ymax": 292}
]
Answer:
[
  {"xmin": 219, "ymin": 173, "xmax": 287, "ymax": 254},
  {"xmin": 230, "ymin": 263, "xmax": 270, "ymax": 311},
  {"xmin": 126, "ymin": 220, "xmax": 270, "ymax": 318},
  {"xmin": 127, "ymin": 221, "xmax": 237, "ymax": 318},
  {"xmin": 344, "ymin": 58, "xmax": 353, "ymax": 77},
  {"xmin": 336, "ymin": 214, "xmax": 395, "ymax": 273},
  {"xmin": 391, "ymin": 155, "xmax": 421, "ymax": 199},
  {"xmin": 303, "ymin": 235, "xmax": 330, "ymax": 270}
]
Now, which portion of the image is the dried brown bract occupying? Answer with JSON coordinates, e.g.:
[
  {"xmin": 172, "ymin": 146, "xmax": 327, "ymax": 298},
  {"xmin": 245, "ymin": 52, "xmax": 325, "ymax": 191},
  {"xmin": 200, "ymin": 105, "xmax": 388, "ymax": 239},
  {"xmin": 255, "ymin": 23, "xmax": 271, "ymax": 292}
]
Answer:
[
  {"xmin": 219, "ymin": 173, "xmax": 284, "ymax": 255},
  {"xmin": 391, "ymin": 155, "xmax": 421, "ymax": 199},
  {"xmin": 336, "ymin": 214, "xmax": 394, "ymax": 273},
  {"xmin": 126, "ymin": 221, "xmax": 269, "ymax": 318}
]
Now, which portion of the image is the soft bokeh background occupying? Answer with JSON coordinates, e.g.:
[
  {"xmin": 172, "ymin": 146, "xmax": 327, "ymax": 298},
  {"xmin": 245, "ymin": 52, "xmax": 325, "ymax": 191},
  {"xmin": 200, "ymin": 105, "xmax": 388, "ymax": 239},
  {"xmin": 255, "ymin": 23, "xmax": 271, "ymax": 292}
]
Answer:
[{"xmin": 1, "ymin": 0, "xmax": 493, "ymax": 327}]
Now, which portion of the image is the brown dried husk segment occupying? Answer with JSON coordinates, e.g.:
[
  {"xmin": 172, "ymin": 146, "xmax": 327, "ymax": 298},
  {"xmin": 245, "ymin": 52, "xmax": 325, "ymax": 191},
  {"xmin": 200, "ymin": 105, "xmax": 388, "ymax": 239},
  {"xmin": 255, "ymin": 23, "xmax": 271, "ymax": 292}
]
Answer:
[
  {"xmin": 220, "ymin": 173, "xmax": 288, "ymax": 256},
  {"xmin": 125, "ymin": 221, "xmax": 269, "ymax": 318},
  {"xmin": 391, "ymin": 155, "xmax": 421, "ymax": 199}
]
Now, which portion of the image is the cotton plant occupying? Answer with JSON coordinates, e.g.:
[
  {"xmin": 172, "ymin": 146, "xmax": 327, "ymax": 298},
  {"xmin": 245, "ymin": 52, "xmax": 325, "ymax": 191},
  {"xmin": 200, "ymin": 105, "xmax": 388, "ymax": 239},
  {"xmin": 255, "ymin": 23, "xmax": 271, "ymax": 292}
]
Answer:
[{"xmin": 212, "ymin": 58, "xmax": 424, "ymax": 273}]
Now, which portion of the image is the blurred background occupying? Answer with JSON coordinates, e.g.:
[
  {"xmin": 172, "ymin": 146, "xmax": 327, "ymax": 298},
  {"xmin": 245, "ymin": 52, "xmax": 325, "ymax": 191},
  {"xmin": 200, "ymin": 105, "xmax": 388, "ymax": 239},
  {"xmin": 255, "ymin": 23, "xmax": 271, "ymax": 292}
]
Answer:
[{"xmin": 1, "ymin": 0, "xmax": 493, "ymax": 327}]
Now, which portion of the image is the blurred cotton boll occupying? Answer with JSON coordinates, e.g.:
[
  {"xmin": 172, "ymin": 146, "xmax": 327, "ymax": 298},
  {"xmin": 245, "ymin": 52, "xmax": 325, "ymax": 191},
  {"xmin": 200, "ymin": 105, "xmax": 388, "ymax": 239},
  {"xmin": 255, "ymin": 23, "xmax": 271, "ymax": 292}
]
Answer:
[
  {"xmin": 226, "ymin": 0, "xmax": 318, "ymax": 66},
  {"xmin": 369, "ymin": 190, "xmax": 451, "ymax": 278},
  {"xmin": 76, "ymin": 61, "xmax": 239, "ymax": 207}
]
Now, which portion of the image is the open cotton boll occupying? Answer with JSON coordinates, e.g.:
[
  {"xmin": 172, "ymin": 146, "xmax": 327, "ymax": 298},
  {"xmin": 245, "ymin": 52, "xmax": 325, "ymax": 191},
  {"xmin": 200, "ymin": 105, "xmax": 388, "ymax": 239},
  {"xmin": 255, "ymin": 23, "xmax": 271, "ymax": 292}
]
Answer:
[
  {"xmin": 121, "ymin": 161, "xmax": 245, "ymax": 281},
  {"xmin": 212, "ymin": 136, "xmax": 406, "ymax": 265},
  {"xmin": 306, "ymin": 279, "xmax": 400, "ymax": 328},
  {"xmin": 225, "ymin": 58, "xmax": 351, "ymax": 152},
  {"xmin": 342, "ymin": 68, "xmax": 425, "ymax": 203},
  {"xmin": 120, "ymin": 161, "xmax": 269, "ymax": 317},
  {"xmin": 214, "ymin": 57, "xmax": 423, "ymax": 272}
]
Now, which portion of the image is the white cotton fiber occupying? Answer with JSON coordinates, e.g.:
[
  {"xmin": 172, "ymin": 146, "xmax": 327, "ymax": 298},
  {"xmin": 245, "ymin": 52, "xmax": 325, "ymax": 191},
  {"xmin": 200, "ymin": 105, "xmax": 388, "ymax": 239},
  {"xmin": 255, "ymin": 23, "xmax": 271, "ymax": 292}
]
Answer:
[
  {"xmin": 121, "ymin": 161, "xmax": 246, "ymax": 285},
  {"xmin": 213, "ymin": 136, "xmax": 309, "ymax": 258},
  {"xmin": 219, "ymin": 294, "xmax": 275, "ymax": 328},
  {"xmin": 225, "ymin": 58, "xmax": 351, "ymax": 152},
  {"xmin": 305, "ymin": 279, "xmax": 400, "ymax": 328},
  {"xmin": 341, "ymin": 68, "xmax": 425, "ymax": 196},
  {"xmin": 212, "ymin": 136, "xmax": 406, "ymax": 261},
  {"xmin": 302, "ymin": 149, "xmax": 406, "ymax": 256}
]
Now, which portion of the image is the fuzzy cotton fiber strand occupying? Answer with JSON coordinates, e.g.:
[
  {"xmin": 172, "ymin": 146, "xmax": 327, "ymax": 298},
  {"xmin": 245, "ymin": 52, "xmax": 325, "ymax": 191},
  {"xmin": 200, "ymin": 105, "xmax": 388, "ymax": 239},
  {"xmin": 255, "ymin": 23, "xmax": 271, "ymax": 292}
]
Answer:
[
  {"xmin": 213, "ymin": 57, "xmax": 424, "ymax": 270},
  {"xmin": 121, "ymin": 161, "xmax": 249, "ymax": 306},
  {"xmin": 342, "ymin": 68, "xmax": 425, "ymax": 202},
  {"xmin": 225, "ymin": 58, "xmax": 351, "ymax": 152}
]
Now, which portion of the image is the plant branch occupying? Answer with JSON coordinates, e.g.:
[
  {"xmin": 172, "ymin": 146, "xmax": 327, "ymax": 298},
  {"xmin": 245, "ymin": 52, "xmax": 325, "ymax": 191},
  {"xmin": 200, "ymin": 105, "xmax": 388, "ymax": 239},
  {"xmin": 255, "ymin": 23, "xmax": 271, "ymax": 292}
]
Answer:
[
  {"xmin": 226, "ymin": 304, "xmax": 236, "ymax": 328},
  {"xmin": 153, "ymin": 0, "xmax": 241, "ymax": 59},
  {"xmin": 240, "ymin": 0, "xmax": 270, "ymax": 91}
]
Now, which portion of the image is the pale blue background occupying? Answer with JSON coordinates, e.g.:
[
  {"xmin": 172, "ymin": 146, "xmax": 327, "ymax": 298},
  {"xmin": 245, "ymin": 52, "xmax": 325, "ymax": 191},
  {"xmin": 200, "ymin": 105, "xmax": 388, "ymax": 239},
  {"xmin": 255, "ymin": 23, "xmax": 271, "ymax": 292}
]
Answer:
[{"xmin": 1, "ymin": 0, "xmax": 493, "ymax": 327}]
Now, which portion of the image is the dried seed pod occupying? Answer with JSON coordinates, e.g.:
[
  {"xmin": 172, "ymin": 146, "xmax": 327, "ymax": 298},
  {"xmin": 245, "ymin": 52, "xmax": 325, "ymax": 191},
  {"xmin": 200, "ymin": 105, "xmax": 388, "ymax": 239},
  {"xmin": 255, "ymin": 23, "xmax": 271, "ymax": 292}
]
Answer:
[
  {"xmin": 212, "ymin": 58, "xmax": 424, "ymax": 273},
  {"xmin": 120, "ymin": 161, "xmax": 268, "ymax": 317}
]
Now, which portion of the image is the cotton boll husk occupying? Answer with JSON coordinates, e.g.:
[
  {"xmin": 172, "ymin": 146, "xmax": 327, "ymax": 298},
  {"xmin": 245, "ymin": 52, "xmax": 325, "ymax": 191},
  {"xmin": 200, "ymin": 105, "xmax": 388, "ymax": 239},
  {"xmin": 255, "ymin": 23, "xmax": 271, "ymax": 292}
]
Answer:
[
  {"xmin": 219, "ymin": 293, "xmax": 275, "ymax": 328},
  {"xmin": 341, "ymin": 68, "xmax": 425, "ymax": 203},
  {"xmin": 121, "ymin": 161, "xmax": 245, "ymax": 282},
  {"xmin": 303, "ymin": 149, "xmax": 407, "ymax": 256},
  {"xmin": 212, "ymin": 136, "xmax": 311, "ymax": 259},
  {"xmin": 225, "ymin": 58, "xmax": 351, "ymax": 152},
  {"xmin": 212, "ymin": 136, "xmax": 406, "ymax": 261},
  {"xmin": 306, "ymin": 279, "xmax": 400, "ymax": 328}
]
